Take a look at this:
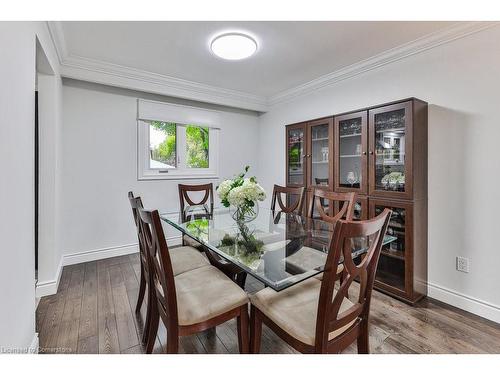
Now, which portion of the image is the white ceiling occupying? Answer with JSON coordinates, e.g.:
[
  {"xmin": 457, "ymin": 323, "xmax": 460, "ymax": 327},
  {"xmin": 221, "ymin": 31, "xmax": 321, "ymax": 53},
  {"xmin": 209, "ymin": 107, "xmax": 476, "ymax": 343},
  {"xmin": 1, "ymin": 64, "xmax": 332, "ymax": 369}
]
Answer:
[{"xmin": 60, "ymin": 21, "xmax": 457, "ymax": 98}]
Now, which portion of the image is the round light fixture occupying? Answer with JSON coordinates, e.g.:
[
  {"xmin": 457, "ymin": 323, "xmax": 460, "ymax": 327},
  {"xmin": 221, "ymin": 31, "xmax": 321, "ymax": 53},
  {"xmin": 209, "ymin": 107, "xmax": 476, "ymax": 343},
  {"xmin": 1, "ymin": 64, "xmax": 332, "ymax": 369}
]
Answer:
[{"xmin": 210, "ymin": 33, "xmax": 257, "ymax": 60}]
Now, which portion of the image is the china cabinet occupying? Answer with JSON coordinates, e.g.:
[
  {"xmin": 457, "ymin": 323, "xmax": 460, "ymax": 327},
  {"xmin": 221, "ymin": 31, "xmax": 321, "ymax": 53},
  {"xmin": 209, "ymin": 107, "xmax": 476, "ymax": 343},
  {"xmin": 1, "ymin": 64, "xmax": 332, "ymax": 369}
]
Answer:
[
  {"xmin": 285, "ymin": 98, "xmax": 427, "ymax": 304},
  {"xmin": 286, "ymin": 117, "xmax": 333, "ymax": 214}
]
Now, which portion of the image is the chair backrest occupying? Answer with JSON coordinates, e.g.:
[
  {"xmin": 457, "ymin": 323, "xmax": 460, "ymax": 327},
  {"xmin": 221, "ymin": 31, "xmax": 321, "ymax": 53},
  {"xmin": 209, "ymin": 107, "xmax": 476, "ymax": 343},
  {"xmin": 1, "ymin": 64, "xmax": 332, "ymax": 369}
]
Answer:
[
  {"xmin": 128, "ymin": 192, "xmax": 149, "ymax": 274},
  {"xmin": 137, "ymin": 208, "xmax": 179, "ymax": 328},
  {"xmin": 178, "ymin": 183, "xmax": 214, "ymax": 214},
  {"xmin": 270, "ymin": 184, "xmax": 305, "ymax": 213},
  {"xmin": 307, "ymin": 188, "xmax": 356, "ymax": 223},
  {"xmin": 314, "ymin": 209, "xmax": 392, "ymax": 350}
]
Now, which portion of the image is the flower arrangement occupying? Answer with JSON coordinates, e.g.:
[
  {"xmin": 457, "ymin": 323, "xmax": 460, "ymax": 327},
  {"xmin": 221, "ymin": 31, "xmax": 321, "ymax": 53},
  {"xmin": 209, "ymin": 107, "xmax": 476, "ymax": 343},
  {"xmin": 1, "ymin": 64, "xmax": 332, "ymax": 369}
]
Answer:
[{"xmin": 217, "ymin": 166, "xmax": 266, "ymax": 222}]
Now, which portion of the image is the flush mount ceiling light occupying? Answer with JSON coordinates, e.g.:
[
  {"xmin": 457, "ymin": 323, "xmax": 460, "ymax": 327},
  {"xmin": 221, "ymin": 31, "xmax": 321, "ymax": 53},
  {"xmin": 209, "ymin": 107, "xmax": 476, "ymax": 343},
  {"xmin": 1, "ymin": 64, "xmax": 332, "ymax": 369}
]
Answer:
[{"xmin": 210, "ymin": 33, "xmax": 258, "ymax": 60}]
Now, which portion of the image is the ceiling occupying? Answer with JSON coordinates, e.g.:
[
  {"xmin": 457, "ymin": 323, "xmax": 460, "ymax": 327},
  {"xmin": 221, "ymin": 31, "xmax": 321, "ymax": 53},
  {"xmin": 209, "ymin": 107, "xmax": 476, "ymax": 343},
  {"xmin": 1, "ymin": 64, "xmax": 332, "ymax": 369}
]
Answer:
[{"xmin": 59, "ymin": 21, "xmax": 457, "ymax": 99}]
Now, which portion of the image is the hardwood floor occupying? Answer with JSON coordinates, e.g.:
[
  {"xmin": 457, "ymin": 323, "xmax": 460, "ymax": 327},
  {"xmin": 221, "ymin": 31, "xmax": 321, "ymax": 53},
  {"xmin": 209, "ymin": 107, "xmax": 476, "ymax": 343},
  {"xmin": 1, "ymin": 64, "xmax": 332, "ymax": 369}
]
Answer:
[{"xmin": 36, "ymin": 253, "xmax": 500, "ymax": 354}]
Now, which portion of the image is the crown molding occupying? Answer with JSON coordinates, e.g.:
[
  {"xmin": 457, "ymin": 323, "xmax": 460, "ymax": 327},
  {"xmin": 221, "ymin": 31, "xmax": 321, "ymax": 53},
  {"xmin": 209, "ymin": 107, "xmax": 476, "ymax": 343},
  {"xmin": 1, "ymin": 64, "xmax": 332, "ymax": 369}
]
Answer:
[
  {"xmin": 47, "ymin": 21, "xmax": 498, "ymax": 112},
  {"xmin": 60, "ymin": 54, "xmax": 269, "ymax": 112},
  {"xmin": 47, "ymin": 21, "xmax": 68, "ymax": 64},
  {"xmin": 46, "ymin": 21, "xmax": 268, "ymax": 112},
  {"xmin": 268, "ymin": 21, "xmax": 499, "ymax": 106}
]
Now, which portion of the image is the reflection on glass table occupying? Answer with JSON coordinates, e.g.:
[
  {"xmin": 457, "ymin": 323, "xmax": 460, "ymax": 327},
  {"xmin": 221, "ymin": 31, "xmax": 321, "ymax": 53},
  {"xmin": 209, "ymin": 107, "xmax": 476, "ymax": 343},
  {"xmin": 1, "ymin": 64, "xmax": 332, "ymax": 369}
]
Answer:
[{"xmin": 161, "ymin": 207, "xmax": 396, "ymax": 291}]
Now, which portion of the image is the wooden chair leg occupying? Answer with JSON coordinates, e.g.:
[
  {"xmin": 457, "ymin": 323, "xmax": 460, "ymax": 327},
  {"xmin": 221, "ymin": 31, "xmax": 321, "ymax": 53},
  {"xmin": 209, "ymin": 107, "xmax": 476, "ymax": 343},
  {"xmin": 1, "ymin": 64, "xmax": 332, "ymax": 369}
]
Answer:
[
  {"xmin": 237, "ymin": 305, "xmax": 249, "ymax": 354},
  {"xmin": 166, "ymin": 325, "xmax": 179, "ymax": 354},
  {"xmin": 141, "ymin": 283, "xmax": 154, "ymax": 344},
  {"xmin": 145, "ymin": 303, "xmax": 159, "ymax": 354},
  {"xmin": 357, "ymin": 320, "xmax": 369, "ymax": 354},
  {"xmin": 249, "ymin": 305, "xmax": 262, "ymax": 354},
  {"xmin": 136, "ymin": 264, "xmax": 146, "ymax": 313}
]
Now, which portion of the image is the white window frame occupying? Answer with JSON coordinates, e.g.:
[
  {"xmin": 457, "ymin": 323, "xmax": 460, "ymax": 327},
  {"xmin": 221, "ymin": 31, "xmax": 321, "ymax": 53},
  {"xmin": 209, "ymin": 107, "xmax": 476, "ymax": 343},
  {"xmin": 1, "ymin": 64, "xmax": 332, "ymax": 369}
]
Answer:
[{"xmin": 137, "ymin": 100, "xmax": 220, "ymax": 181}]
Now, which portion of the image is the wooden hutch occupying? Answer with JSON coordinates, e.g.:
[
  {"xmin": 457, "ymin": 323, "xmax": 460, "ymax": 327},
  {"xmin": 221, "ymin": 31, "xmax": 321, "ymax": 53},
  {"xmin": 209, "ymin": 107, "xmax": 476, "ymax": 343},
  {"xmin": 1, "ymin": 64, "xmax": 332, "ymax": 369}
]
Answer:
[{"xmin": 285, "ymin": 98, "xmax": 428, "ymax": 304}]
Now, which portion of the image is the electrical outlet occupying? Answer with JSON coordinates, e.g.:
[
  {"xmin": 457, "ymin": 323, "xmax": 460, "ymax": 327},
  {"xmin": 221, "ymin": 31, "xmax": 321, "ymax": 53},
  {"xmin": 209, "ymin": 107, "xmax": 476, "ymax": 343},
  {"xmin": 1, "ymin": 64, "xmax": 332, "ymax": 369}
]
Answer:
[{"xmin": 456, "ymin": 256, "xmax": 470, "ymax": 273}]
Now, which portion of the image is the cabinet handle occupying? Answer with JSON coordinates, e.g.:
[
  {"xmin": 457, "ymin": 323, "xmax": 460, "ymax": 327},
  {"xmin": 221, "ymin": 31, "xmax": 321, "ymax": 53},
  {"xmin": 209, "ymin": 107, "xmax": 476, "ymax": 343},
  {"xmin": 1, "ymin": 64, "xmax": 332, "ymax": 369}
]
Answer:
[
  {"xmin": 369, "ymin": 151, "xmax": 374, "ymax": 155},
  {"xmin": 362, "ymin": 151, "xmax": 367, "ymax": 155}
]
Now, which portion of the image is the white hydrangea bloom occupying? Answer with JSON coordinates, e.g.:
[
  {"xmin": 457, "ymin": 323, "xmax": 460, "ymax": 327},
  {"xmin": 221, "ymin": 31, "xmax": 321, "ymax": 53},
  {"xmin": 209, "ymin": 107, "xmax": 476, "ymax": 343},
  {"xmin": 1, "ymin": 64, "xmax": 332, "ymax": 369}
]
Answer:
[
  {"xmin": 217, "ymin": 179, "xmax": 233, "ymax": 200},
  {"xmin": 227, "ymin": 185, "xmax": 246, "ymax": 207},
  {"xmin": 218, "ymin": 174, "xmax": 266, "ymax": 208}
]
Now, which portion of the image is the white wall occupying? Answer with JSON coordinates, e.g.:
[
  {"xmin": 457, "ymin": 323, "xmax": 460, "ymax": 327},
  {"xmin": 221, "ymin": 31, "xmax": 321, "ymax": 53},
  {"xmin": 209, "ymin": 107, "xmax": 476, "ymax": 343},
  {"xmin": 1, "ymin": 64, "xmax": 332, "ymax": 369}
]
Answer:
[
  {"xmin": 36, "ymin": 60, "xmax": 64, "ymax": 294},
  {"xmin": 257, "ymin": 25, "xmax": 500, "ymax": 322},
  {"xmin": 60, "ymin": 80, "xmax": 260, "ymax": 261},
  {"xmin": 0, "ymin": 22, "xmax": 62, "ymax": 350}
]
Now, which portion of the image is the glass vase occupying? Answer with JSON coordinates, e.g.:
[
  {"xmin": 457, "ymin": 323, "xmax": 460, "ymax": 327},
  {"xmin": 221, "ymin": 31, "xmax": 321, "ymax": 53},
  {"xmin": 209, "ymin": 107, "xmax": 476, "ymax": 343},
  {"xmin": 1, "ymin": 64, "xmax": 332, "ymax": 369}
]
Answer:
[{"xmin": 230, "ymin": 202, "xmax": 259, "ymax": 223}]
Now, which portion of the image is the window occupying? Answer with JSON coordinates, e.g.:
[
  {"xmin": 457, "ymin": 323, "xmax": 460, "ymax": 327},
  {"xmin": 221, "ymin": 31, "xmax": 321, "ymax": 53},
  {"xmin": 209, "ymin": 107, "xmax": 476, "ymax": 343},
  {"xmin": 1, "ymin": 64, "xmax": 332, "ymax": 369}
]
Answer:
[
  {"xmin": 137, "ymin": 99, "xmax": 220, "ymax": 180},
  {"xmin": 138, "ymin": 119, "xmax": 218, "ymax": 180}
]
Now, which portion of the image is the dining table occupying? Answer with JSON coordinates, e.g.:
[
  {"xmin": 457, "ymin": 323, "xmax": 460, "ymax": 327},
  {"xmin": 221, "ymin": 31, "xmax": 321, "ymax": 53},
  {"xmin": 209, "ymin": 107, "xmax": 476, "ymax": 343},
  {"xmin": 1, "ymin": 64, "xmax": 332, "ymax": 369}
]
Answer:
[{"xmin": 160, "ymin": 205, "xmax": 396, "ymax": 291}]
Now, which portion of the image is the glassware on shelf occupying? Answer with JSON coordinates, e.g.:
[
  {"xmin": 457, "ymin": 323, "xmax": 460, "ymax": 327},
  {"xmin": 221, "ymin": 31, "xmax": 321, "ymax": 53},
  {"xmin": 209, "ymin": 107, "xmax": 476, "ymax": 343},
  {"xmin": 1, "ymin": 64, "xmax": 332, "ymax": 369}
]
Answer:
[
  {"xmin": 346, "ymin": 171, "xmax": 358, "ymax": 187},
  {"xmin": 339, "ymin": 118, "xmax": 362, "ymax": 137},
  {"xmin": 355, "ymin": 144, "xmax": 362, "ymax": 155},
  {"xmin": 321, "ymin": 147, "xmax": 329, "ymax": 161}
]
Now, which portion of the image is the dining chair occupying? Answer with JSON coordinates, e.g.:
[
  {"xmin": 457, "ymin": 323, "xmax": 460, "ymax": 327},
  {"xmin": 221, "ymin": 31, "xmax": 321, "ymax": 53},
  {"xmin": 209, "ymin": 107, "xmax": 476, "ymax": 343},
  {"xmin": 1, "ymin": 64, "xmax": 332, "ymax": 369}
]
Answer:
[
  {"xmin": 177, "ymin": 183, "xmax": 248, "ymax": 289},
  {"xmin": 306, "ymin": 189, "xmax": 356, "ymax": 283},
  {"xmin": 128, "ymin": 192, "xmax": 210, "ymax": 345},
  {"xmin": 137, "ymin": 207, "xmax": 250, "ymax": 354},
  {"xmin": 178, "ymin": 183, "xmax": 214, "ymax": 248},
  {"xmin": 307, "ymin": 188, "xmax": 356, "ymax": 223},
  {"xmin": 249, "ymin": 209, "xmax": 392, "ymax": 354},
  {"xmin": 270, "ymin": 184, "xmax": 305, "ymax": 213}
]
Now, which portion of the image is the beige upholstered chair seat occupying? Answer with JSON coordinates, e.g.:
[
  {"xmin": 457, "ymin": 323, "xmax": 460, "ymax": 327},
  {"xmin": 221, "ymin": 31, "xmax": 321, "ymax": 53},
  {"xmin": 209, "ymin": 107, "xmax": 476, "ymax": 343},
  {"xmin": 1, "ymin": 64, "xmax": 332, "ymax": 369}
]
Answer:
[
  {"xmin": 175, "ymin": 265, "xmax": 249, "ymax": 326},
  {"xmin": 250, "ymin": 278, "xmax": 355, "ymax": 346},
  {"xmin": 280, "ymin": 245, "xmax": 344, "ymax": 281},
  {"xmin": 183, "ymin": 235, "xmax": 203, "ymax": 249},
  {"xmin": 170, "ymin": 246, "xmax": 209, "ymax": 276},
  {"xmin": 285, "ymin": 245, "xmax": 326, "ymax": 271}
]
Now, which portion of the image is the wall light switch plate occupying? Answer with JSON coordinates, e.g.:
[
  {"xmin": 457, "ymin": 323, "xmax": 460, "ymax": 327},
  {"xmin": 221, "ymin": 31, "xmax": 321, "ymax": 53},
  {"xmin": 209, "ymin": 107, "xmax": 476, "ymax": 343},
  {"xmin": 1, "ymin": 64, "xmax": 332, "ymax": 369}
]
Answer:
[{"xmin": 456, "ymin": 256, "xmax": 470, "ymax": 273}]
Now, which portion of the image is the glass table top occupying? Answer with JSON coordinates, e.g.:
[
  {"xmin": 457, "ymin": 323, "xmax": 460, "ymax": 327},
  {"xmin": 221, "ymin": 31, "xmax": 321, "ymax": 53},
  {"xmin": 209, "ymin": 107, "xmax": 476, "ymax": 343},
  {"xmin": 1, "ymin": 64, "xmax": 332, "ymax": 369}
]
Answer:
[{"xmin": 160, "ymin": 206, "xmax": 396, "ymax": 291}]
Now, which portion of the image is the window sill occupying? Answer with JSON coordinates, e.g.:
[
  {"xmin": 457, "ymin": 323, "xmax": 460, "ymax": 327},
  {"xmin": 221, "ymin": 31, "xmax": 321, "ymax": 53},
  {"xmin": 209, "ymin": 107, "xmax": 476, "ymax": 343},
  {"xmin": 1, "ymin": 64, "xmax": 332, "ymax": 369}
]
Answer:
[{"xmin": 138, "ymin": 174, "xmax": 219, "ymax": 181}]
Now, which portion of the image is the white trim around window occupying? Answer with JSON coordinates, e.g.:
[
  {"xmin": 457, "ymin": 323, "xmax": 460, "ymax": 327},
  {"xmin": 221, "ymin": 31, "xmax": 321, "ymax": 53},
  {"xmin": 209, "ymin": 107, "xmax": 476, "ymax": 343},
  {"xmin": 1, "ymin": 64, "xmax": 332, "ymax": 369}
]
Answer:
[{"xmin": 137, "ymin": 99, "xmax": 220, "ymax": 180}]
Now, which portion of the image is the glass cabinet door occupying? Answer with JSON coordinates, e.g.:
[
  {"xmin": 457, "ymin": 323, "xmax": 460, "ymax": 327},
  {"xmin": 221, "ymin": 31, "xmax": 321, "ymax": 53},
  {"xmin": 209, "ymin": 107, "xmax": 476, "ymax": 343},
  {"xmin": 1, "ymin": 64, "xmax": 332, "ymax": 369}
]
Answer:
[
  {"xmin": 370, "ymin": 199, "xmax": 412, "ymax": 295},
  {"xmin": 369, "ymin": 101, "xmax": 412, "ymax": 199},
  {"xmin": 286, "ymin": 124, "xmax": 306, "ymax": 186},
  {"xmin": 334, "ymin": 111, "xmax": 367, "ymax": 194},
  {"xmin": 307, "ymin": 118, "xmax": 333, "ymax": 189}
]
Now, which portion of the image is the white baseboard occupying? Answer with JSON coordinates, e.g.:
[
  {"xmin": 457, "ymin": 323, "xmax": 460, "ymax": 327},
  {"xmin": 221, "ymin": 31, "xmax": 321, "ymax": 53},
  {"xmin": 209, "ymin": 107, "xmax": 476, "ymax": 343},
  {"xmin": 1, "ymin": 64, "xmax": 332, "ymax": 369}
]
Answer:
[
  {"xmin": 35, "ymin": 236, "xmax": 182, "ymax": 298},
  {"xmin": 62, "ymin": 243, "xmax": 139, "ymax": 266},
  {"xmin": 428, "ymin": 282, "xmax": 500, "ymax": 324},
  {"xmin": 29, "ymin": 333, "xmax": 39, "ymax": 354},
  {"xmin": 35, "ymin": 258, "xmax": 63, "ymax": 298}
]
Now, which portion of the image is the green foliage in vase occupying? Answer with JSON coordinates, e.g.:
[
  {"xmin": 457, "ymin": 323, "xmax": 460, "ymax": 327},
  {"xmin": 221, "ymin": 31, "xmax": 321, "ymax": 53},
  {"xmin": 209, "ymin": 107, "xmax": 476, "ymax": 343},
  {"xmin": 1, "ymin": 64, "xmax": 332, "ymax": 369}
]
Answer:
[{"xmin": 218, "ymin": 222, "xmax": 265, "ymax": 268}]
